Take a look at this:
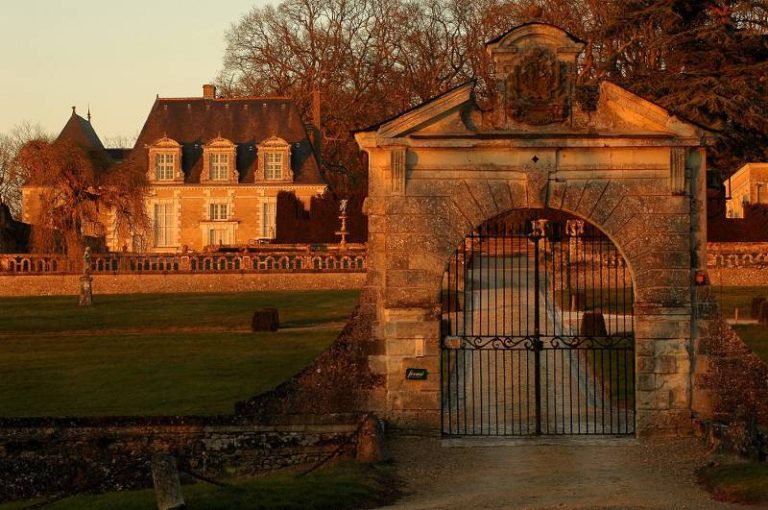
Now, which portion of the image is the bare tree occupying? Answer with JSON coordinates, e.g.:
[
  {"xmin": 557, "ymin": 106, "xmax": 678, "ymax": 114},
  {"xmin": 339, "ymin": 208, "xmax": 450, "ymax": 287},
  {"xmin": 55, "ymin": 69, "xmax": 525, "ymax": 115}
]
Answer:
[
  {"xmin": 102, "ymin": 133, "xmax": 139, "ymax": 149},
  {"xmin": 218, "ymin": 0, "xmax": 529, "ymax": 191},
  {"xmin": 220, "ymin": 0, "xmax": 768, "ymax": 184}
]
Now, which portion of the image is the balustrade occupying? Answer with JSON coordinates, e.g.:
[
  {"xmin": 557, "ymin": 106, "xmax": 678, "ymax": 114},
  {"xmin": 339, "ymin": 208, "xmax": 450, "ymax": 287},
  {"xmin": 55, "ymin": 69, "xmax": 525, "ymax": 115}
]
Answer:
[
  {"xmin": 0, "ymin": 247, "xmax": 367, "ymax": 275},
  {"xmin": 707, "ymin": 243, "xmax": 768, "ymax": 269}
]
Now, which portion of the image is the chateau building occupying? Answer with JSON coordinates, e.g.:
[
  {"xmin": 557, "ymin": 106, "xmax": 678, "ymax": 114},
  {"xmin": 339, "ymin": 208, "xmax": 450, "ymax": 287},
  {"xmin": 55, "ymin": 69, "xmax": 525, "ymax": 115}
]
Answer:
[
  {"xmin": 22, "ymin": 85, "xmax": 327, "ymax": 252},
  {"xmin": 725, "ymin": 163, "xmax": 768, "ymax": 218}
]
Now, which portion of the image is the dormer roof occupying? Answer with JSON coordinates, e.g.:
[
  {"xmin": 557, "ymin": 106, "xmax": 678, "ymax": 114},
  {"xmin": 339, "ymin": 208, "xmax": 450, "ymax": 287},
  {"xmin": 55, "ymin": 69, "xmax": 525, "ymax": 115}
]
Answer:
[{"xmin": 128, "ymin": 96, "xmax": 325, "ymax": 185}]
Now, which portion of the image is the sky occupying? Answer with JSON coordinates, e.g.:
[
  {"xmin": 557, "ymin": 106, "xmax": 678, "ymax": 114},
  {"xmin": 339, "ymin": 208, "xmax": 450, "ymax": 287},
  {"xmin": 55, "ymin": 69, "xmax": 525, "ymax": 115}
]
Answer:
[{"xmin": 0, "ymin": 0, "xmax": 274, "ymax": 145}]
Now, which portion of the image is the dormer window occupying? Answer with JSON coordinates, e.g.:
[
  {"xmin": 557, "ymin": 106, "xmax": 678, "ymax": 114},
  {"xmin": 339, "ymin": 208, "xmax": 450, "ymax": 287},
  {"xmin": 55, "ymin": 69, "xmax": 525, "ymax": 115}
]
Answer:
[
  {"xmin": 265, "ymin": 152, "xmax": 284, "ymax": 180},
  {"xmin": 202, "ymin": 137, "xmax": 238, "ymax": 184},
  {"xmin": 209, "ymin": 153, "xmax": 229, "ymax": 181},
  {"xmin": 148, "ymin": 136, "xmax": 182, "ymax": 183},
  {"xmin": 257, "ymin": 137, "xmax": 293, "ymax": 182},
  {"xmin": 155, "ymin": 154, "xmax": 175, "ymax": 180}
]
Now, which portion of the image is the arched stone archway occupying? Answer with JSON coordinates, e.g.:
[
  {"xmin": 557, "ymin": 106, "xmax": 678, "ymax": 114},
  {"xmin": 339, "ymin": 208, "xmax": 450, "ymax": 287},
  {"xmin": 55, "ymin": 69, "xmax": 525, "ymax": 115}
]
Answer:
[
  {"xmin": 440, "ymin": 208, "xmax": 636, "ymax": 436},
  {"xmin": 355, "ymin": 22, "xmax": 709, "ymax": 436}
]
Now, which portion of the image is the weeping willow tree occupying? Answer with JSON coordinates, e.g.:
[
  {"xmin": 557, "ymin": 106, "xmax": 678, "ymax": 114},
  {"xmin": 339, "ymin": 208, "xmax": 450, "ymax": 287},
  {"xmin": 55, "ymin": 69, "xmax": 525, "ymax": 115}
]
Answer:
[{"xmin": 16, "ymin": 139, "xmax": 148, "ymax": 256}]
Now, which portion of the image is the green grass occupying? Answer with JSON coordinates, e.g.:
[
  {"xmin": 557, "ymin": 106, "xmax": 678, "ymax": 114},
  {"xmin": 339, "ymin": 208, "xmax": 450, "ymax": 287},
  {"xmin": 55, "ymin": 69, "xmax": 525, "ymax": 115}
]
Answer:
[
  {"xmin": 711, "ymin": 286, "xmax": 768, "ymax": 320},
  {"xmin": 0, "ymin": 463, "xmax": 397, "ymax": 510},
  {"xmin": 698, "ymin": 462, "xmax": 768, "ymax": 505},
  {"xmin": 707, "ymin": 285, "xmax": 768, "ymax": 363},
  {"xmin": 732, "ymin": 325, "xmax": 768, "ymax": 363},
  {"xmin": 0, "ymin": 291, "xmax": 359, "ymax": 416},
  {"xmin": 0, "ymin": 292, "xmax": 357, "ymax": 333}
]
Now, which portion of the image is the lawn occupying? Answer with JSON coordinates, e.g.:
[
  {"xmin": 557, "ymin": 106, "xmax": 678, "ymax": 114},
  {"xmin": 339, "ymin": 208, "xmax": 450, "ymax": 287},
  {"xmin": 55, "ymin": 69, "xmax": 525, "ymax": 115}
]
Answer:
[
  {"xmin": 0, "ymin": 462, "xmax": 397, "ymax": 510},
  {"xmin": 0, "ymin": 291, "xmax": 359, "ymax": 416},
  {"xmin": 698, "ymin": 462, "xmax": 768, "ymax": 505},
  {"xmin": 709, "ymin": 285, "xmax": 768, "ymax": 363},
  {"xmin": 732, "ymin": 325, "xmax": 768, "ymax": 362},
  {"xmin": 711, "ymin": 285, "xmax": 768, "ymax": 320}
]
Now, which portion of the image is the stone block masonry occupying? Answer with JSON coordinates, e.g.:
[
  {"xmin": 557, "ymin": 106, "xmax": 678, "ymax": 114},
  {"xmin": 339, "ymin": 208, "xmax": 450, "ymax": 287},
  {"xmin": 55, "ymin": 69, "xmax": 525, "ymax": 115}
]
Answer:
[{"xmin": 0, "ymin": 414, "xmax": 362, "ymax": 504}]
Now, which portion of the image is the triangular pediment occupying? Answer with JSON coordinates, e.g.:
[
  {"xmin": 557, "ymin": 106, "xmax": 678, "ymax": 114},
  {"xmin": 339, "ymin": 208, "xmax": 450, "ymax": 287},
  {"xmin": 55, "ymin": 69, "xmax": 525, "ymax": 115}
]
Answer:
[
  {"xmin": 594, "ymin": 81, "xmax": 703, "ymax": 138},
  {"xmin": 357, "ymin": 21, "xmax": 708, "ymax": 145},
  {"xmin": 374, "ymin": 82, "xmax": 476, "ymax": 138},
  {"xmin": 364, "ymin": 79, "xmax": 705, "ymax": 141}
]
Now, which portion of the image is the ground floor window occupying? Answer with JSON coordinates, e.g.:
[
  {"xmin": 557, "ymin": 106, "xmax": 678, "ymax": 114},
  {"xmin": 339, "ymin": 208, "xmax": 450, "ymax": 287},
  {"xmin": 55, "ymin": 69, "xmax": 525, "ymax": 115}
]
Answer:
[
  {"xmin": 207, "ymin": 227, "xmax": 233, "ymax": 245},
  {"xmin": 153, "ymin": 202, "xmax": 175, "ymax": 247},
  {"xmin": 262, "ymin": 200, "xmax": 276, "ymax": 238},
  {"xmin": 202, "ymin": 221, "xmax": 236, "ymax": 246}
]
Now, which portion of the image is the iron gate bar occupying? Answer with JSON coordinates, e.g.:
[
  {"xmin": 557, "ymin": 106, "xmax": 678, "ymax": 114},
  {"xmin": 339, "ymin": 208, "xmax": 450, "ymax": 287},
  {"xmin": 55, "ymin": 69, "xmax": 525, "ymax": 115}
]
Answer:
[{"xmin": 440, "ymin": 210, "xmax": 636, "ymax": 437}]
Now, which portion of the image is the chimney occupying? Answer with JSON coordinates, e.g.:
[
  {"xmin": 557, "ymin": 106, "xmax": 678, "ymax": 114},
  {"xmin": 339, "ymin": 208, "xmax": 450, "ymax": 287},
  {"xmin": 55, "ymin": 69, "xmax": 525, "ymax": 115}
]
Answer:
[{"xmin": 203, "ymin": 84, "xmax": 216, "ymax": 99}]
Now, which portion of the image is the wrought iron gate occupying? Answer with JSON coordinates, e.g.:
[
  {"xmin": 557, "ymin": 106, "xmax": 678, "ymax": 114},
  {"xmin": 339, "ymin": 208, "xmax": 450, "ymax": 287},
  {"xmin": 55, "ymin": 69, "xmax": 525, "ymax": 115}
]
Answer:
[{"xmin": 440, "ymin": 210, "xmax": 635, "ymax": 436}]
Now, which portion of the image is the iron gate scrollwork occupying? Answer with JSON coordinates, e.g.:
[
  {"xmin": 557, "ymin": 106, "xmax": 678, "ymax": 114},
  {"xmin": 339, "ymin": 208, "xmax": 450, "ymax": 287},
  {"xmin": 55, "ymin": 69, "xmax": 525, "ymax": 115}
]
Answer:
[{"xmin": 440, "ymin": 210, "xmax": 635, "ymax": 436}]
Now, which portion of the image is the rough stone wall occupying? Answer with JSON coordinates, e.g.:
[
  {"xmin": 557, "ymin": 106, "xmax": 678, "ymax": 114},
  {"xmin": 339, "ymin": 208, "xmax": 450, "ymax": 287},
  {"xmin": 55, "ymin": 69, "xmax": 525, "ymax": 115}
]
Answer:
[
  {"xmin": 692, "ymin": 303, "xmax": 768, "ymax": 458},
  {"xmin": 0, "ymin": 272, "xmax": 364, "ymax": 297},
  {"xmin": 709, "ymin": 269, "xmax": 768, "ymax": 287},
  {"xmin": 694, "ymin": 316, "xmax": 768, "ymax": 427},
  {"xmin": 0, "ymin": 415, "xmax": 361, "ymax": 503}
]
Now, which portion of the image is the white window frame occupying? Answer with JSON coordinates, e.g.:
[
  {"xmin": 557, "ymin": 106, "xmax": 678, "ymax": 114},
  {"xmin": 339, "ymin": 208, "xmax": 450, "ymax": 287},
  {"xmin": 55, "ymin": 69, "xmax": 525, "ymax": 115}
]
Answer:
[
  {"xmin": 153, "ymin": 202, "xmax": 175, "ymax": 248},
  {"xmin": 207, "ymin": 227, "xmax": 231, "ymax": 245},
  {"xmin": 257, "ymin": 137, "xmax": 292, "ymax": 182},
  {"xmin": 155, "ymin": 153, "xmax": 175, "ymax": 181},
  {"xmin": 209, "ymin": 202, "xmax": 229, "ymax": 221},
  {"xmin": 209, "ymin": 153, "xmax": 229, "ymax": 181},
  {"xmin": 265, "ymin": 152, "xmax": 283, "ymax": 180},
  {"xmin": 261, "ymin": 199, "xmax": 277, "ymax": 239}
]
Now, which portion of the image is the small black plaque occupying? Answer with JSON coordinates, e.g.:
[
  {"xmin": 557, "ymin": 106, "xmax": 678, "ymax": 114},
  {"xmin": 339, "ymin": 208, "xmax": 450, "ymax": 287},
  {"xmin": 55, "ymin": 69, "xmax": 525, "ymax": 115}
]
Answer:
[{"xmin": 405, "ymin": 368, "xmax": 428, "ymax": 380}]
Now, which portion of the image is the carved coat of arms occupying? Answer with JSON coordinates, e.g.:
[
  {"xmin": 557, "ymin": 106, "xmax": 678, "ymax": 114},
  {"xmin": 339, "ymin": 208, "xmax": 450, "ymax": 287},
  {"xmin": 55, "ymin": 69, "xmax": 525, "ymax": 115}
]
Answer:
[{"xmin": 506, "ymin": 48, "xmax": 570, "ymax": 125}]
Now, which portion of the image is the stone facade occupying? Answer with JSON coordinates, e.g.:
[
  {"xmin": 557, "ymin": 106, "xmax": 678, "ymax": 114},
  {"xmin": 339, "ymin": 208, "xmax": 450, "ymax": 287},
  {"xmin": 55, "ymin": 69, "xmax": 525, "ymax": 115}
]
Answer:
[
  {"xmin": 21, "ymin": 89, "xmax": 327, "ymax": 253},
  {"xmin": 724, "ymin": 162, "xmax": 768, "ymax": 218},
  {"xmin": 355, "ymin": 22, "xmax": 709, "ymax": 435}
]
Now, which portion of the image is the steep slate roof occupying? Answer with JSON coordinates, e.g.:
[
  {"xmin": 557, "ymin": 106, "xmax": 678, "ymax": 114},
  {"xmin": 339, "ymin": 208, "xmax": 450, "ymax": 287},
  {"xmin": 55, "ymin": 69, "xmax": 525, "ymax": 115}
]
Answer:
[
  {"xmin": 129, "ymin": 97, "xmax": 324, "ymax": 185},
  {"xmin": 56, "ymin": 108, "xmax": 105, "ymax": 150}
]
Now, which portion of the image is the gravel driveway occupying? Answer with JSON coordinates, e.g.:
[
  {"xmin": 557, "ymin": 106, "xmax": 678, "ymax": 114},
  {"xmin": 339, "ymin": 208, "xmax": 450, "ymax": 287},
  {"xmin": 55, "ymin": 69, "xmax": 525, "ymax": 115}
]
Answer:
[{"xmin": 380, "ymin": 436, "xmax": 748, "ymax": 510}]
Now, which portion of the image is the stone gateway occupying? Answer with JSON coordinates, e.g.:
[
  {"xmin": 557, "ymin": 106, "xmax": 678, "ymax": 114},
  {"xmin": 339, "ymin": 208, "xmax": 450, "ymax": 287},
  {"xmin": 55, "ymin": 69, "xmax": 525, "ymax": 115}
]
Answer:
[{"xmin": 355, "ymin": 22, "xmax": 709, "ymax": 436}]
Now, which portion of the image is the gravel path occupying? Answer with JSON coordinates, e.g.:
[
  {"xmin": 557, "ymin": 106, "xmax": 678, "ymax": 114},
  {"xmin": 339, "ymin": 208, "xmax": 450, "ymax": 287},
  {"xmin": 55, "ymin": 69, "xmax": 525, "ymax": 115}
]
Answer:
[{"xmin": 380, "ymin": 436, "xmax": 748, "ymax": 510}]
